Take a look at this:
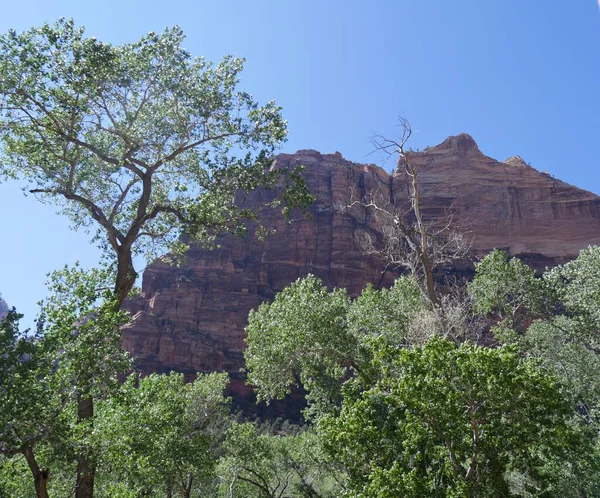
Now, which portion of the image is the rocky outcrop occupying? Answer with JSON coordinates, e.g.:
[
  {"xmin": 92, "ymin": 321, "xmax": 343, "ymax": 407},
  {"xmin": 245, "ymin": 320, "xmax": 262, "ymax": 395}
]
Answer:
[
  {"xmin": 122, "ymin": 134, "xmax": 600, "ymax": 414},
  {"xmin": 0, "ymin": 295, "xmax": 8, "ymax": 321}
]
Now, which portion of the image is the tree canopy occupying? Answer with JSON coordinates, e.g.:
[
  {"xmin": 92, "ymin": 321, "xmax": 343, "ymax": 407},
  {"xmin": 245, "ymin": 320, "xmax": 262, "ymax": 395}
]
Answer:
[
  {"xmin": 245, "ymin": 275, "xmax": 424, "ymax": 418},
  {"xmin": 319, "ymin": 337, "xmax": 591, "ymax": 497},
  {"xmin": 244, "ymin": 248, "xmax": 600, "ymax": 496},
  {"xmin": 0, "ymin": 20, "xmax": 312, "ymax": 496},
  {"xmin": 0, "ymin": 19, "xmax": 312, "ymax": 305}
]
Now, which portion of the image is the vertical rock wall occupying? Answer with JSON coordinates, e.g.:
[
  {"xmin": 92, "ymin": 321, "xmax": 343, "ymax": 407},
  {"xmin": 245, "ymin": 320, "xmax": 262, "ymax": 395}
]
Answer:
[{"xmin": 122, "ymin": 134, "xmax": 600, "ymax": 412}]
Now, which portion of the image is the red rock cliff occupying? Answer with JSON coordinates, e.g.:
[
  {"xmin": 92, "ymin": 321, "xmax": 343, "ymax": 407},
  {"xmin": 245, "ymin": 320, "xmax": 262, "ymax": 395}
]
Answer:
[{"xmin": 122, "ymin": 134, "xmax": 600, "ymax": 413}]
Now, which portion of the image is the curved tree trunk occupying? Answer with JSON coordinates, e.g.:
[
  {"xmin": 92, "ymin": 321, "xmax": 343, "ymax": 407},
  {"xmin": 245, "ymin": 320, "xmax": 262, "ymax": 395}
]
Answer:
[
  {"xmin": 182, "ymin": 473, "xmax": 194, "ymax": 498},
  {"xmin": 115, "ymin": 246, "xmax": 137, "ymax": 310},
  {"xmin": 23, "ymin": 447, "xmax": 49, "ymax": 498}
]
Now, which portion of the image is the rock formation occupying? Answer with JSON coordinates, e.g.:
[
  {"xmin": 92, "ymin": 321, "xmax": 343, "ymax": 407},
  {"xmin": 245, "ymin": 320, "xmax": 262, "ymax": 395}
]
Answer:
[
  {"xmin": 122, "ymin": 134, "xmax": 600, "ymax": 415},
  {"xmin": 0, "ymin": 294, "xmax": 8, "ymax": 321}
]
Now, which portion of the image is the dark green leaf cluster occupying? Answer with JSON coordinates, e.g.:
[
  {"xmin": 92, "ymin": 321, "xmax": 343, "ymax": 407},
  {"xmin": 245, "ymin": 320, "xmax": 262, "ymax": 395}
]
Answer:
[{"xmin": 320, "ymin": 338, "xmax": 591, "ymax": 497}]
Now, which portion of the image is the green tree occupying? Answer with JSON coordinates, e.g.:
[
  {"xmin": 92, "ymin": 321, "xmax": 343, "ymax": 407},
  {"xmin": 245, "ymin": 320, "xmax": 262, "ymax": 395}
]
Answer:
[
  {"xmin": 346, "ymin": 279, "xmax": 424, "ymax": 344},
  {"xmin": 218, "ymin": 423, "xmax": 342, "ymax": 498},
  {"xmin": 471, "ymin": 247, "xmax": 600, "ymax": 431},
  {"xmin": 319, "ymin": 337, "xmax": 592, "ymax": 497},
  {"xmin": 245, "ymin": 275, "xmax": 424, "ymax": 419},
  {"xmin": 544, "ymin": 246, "xmax": 600, "ymax": 329},
  {"xmin": 0, "ymin": 20, "xmax": 312, "ymax": 496},
  {"xmin": 468, "ymin": 249, "xmax": 548, "ymax": 331},
  {"xmin": 533, "ymin": 247, "xmax": 600, "ymax": 425},
  {"xmin": 246, "ymin": 260, "xmax": 600, "ymax": 496},
  {"xmin": 245, "ymin": 275, "xmax": 353, "ymax": 418},
  {"xmin": 95, "ymin": 372, "xmax": 229, "ymax": 498},
  {"xmin": 0, "ymin": 266, "xmax": 129, "ymax": 498},
  {"xmin": 0, "ymin": 19, "xmax": 310, "ymax": 308},
  {"xmin": 468, "ymin": 247, "xmax": 600, "ymax": 495},
  {"xmin": 0, "ymin": 309, "xmax": 55, "ymax": 498}
]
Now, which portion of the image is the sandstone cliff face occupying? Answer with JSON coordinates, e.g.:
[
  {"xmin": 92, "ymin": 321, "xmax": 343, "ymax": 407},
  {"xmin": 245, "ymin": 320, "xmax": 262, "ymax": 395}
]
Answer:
[{"xmin": 122, "ymin": 134, "xmax": 600, "ymax": 413}]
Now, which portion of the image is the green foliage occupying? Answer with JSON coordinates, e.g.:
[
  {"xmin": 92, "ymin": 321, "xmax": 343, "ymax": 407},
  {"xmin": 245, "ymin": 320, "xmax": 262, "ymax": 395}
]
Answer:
[
  {"xmin": 0, "ymin": 309, "xmax": 53, "ymax": 455},
  {"xmin": 0, "ymin": 456, "xmax": 34, "ymax": 498},
  {"xmin": 468, "ymin": 247, "xmax": 600, "ymax": 495},
  {"xmin": 246, "ymin": 249, "xmax": 600, "ymax": 496},
  {"xmin": 0, "ymin": 18, "xmax": 313, "ymax": 269},
  {"xmin": 524, "ymin": 317, "xmax": 600, "ymax": 425},
  {"xmin": 0, "ymin": 19, "xmax": 314, "ymax": 495},
  {"xmin": 38, "ymin": 264, "xmax": 131, "ymax": 399},
  {"xmin": 472, "ymin": 247, "xmax": 600, "ymax": 432},
  {"xmin": 1, "ymin": 266, "xmax": 129, "ymax": 423},
  {"xmin": 469, "ymin": 249, "xmax": 547, "ymax": 328},
  {"xmin": 95, "ymin": 372, "xmax": 229, "ymax": 497},
  {"xmin": 346, "ymin": 277, "xmax": 424, "ymax": 345},
  {"xmin": 0, "ymin": 265, "xmax": 130, "ymax": 496},
  {"xmin": 245, "ymin": 275, "xmax": 425, "ymax": 419},
  {"xmin": 218, "ymin": 423, "xmax": 342, "ymax": 498},
  {"xmin": 522, "ymin": 248, "xmax": 600, "ymax": 432},
  {"xmin": 245, "ymin": 275, "xmax": 354, "ymax": 417},
  {"xmin": 320, "ymin": 337, "xmax": 592, "ymax": 497},
  {"xmin": 544, "ymin": 246, "xmax": 600, "ymax": 328}
]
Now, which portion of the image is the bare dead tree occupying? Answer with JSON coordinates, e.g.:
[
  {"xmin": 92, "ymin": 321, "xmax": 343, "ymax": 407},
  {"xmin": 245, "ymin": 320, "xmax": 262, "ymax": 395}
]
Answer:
[{"xmin": 343, "ymin": 117, "xmax": 472, "ymax": 336}]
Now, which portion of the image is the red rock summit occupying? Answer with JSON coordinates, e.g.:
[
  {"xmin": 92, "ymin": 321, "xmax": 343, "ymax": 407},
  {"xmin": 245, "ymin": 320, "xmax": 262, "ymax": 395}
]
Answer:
[{"xmin": 122, "ymin": 134, "xmax": 600, "ymax": 409}]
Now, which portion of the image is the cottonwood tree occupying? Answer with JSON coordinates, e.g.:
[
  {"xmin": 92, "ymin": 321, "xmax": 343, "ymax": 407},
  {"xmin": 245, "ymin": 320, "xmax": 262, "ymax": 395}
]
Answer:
[
  {"xmin": 95, "ymin": 372, "xmax": 230, "ymax": 498},
  {"xmin": 0, "ymin": 309, "xmax": 54, "ymax": 498},
  {"xmin": 0, "ymin": 266, "xmax": 129, "ymax": 498},
  {"xmin": 245, "ymin": 275, "xmax": 425, "ymax": 419},
  {"xmin": 472, "ymin": 248, "xmax": 600, "ymax": 456},
  {"xmin": 0, "ymin": 19, "xmax": 311, "ymax": 497},
  {"xmin": 468, "ymin": 249, "xmax": 551, "ymax": 338},
  {"xmin": 0, "ymin": 20, "xmax": 310, "ymax": 308},
  {"xmin": 468, "ymin": 248, "xmax": 600, "ymax": 494},
  {"xmin": 319, "ymin": 337, "xmax": 594, "ymax": 497},
  {"xmin": 245, "ymin": 270, "xmax": 599, "ymax": 495}
]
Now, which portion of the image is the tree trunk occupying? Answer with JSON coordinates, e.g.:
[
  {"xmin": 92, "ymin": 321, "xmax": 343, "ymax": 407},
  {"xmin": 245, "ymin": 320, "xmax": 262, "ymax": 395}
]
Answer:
[
  {"xmin": 23, "ymin": 447, "xmax": 49, "ymax": 498},
  {"xmin": 182, "ymin": 473, "xmax": 193, "ymax": 498},
  {"xmin": 75, "ymin": 396, "xmax": 94, "ymax": 498},
  {"xmin": 71, "ymin": 245, "xmax": 137, "ymax": 498},
  {"xmin": 421, "ymin": 252, "xmax": 439, "ymax": 309},
  {"xmin": 404, "ymin": 149, "xmax": 447, "ymax": 332},
  {"xmin": 73, "ymin": 248, "xmax": 136, "ymax": 497},
  {"xmin": 115, "ymin": 246, "xmax": 137, "ymax": 309}
]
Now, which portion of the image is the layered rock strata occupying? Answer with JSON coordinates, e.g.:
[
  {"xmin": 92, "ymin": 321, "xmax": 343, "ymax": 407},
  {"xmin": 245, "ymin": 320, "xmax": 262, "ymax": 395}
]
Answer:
[{"xmin": 122, "ymin": 134, "xmax": 600, "ymax": 415}]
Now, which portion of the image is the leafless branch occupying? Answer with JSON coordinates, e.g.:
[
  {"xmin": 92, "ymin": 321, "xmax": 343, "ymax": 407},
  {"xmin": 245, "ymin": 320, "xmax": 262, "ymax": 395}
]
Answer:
[{"xmin": 342, "ymin": 118, "xmax": 472, "ymax": 335}]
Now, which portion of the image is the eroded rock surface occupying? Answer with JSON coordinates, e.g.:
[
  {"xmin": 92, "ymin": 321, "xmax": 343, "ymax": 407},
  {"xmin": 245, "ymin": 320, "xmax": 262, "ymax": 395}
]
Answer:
[{"xmin": 122, "ymin": 134, "xmax": 600, "ymax": 414}]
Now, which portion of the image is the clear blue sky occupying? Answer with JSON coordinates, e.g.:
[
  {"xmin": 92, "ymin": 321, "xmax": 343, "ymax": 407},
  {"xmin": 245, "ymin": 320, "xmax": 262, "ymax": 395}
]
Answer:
[{"xmin": 1, "ymin": 1, "xmax": 599, "ymax": 327}]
